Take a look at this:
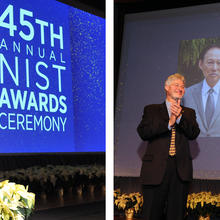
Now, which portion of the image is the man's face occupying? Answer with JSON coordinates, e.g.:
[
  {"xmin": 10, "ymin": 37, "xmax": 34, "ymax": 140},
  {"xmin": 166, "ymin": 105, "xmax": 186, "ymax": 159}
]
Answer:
[
  {"xmin": 165, "ymin": 79, "xmax": 185, "ymax": 101},
  {"xmin": 199, "ymin": 47, "xmax": 220, "ymax": 87}
]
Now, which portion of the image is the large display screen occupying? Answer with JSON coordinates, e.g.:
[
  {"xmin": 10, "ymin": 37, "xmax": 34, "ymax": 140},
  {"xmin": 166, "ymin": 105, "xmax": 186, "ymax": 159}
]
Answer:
[
  {"xmin": 115, "ymin": 3, "xmax": 220, "ymax": 179},
  {"xmin": 0, "ymin": 0, "xmax": 105, "ymax": 153}
]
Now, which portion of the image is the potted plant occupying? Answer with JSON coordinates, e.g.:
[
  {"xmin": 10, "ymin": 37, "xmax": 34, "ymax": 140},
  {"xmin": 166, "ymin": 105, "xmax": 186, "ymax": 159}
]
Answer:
[
  {"xmin": 0, "ymin": 180, "xmax": 35, "ymax": 220},
  {"xmin": 114, "ymin": 189, "xmax": 143, "ymax": 219},
  {"xmin": 187, "ymin": 191, "xmax": 220, "ymax": 220}
]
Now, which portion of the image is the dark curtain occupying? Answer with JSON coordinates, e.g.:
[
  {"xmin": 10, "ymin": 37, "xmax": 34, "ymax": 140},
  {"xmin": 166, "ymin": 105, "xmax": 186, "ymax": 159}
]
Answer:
[{"xmin": 0, "ymin": 153, "xmax": 105, "ymax": 171}]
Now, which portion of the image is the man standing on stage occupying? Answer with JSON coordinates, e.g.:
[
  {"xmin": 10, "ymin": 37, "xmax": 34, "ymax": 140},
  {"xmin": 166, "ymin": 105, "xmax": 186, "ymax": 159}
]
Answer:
[{"xmin": 137, "ymin": 73, "xmax": 200, "ymax": 220}]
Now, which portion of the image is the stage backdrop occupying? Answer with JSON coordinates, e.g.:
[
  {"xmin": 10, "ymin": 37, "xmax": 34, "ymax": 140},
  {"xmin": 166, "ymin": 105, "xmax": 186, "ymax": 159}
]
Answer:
[
  {"xmin": 0, "ymin": 0, "xmax": 105, "ymax": 153},
  {"xmin": 115, "ymin": 3, "xmax": 220, "ymax": 180}
]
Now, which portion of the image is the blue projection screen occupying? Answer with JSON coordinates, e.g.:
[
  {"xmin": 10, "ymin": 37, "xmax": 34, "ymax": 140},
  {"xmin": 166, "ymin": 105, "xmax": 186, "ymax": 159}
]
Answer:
[{"xmin": 0, "ymin": 0, "xmax": 105, "ymax": 153}]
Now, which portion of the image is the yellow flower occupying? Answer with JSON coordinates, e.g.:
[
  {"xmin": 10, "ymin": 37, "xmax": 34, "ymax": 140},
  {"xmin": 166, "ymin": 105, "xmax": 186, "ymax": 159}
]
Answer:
[
  {"xmin": 0, "ymin": 180, "xmax": 9, "ymax": 188},
  {"xmin": 114, "ymin": 190, "xmax": 144, "ymax": 213},
  {"xmin": 187, "ymin": 191, "xmax": 220, "ymax": 216}
]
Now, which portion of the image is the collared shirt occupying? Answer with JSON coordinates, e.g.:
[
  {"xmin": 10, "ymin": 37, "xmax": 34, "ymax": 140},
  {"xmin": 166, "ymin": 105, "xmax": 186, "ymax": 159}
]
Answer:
[
  {"xmin": 166, "ymin": 100, "xmax": 181, "ymax": 130},
  {"xmin": 202, "ymin": 79, "xmax": 220, "ymax": 111}
]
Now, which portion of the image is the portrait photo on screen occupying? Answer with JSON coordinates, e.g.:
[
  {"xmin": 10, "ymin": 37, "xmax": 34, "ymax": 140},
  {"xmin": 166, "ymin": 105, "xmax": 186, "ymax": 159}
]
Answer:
[
  {"xmin": 179, "ymin": 37, "xmax": 220, "ymax": 138},
  {"xmin": 0, "ymin": 0, "xmax": 105, "ymax": 153}
]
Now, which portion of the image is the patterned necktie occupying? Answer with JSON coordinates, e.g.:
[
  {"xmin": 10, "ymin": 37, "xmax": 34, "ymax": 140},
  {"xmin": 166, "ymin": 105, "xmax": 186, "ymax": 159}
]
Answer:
[
  {"xmin": 169, "ymin": 126, "xmax": 176, "ymax": 156},
  {"xmin": 205, "ymin": 88, "xmax": 215, "ymax": 127}
]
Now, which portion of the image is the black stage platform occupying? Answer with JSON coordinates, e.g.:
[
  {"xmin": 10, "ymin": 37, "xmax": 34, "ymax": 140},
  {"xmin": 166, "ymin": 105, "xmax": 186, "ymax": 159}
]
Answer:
[
  {"xmin": 30, "ymin": 201, "xmax": 105, "ymax": 220},
  {"xmin": 29, "ymin": 189, "xmax": 105, "ymax": 220}
]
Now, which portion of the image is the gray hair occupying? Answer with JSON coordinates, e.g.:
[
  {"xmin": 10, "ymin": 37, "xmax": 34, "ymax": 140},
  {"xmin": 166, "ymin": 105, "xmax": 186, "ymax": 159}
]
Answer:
[{"xmin": 165, "ymin": 73, "xmax": 185, "ymax": 86}]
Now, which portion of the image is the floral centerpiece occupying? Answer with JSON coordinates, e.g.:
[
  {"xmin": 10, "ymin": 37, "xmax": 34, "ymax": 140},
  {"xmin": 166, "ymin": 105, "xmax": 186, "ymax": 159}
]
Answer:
[
  {"xmin": 187, "ymin": 191, "xmax": 220, "ymax": 219},
  {"xmin": 0, "ymin": 180, "xmax": 35, "ymax": 220},
  {"xmin": 114, "ymin": 189, "xmax": 143, "ymax": 218}
]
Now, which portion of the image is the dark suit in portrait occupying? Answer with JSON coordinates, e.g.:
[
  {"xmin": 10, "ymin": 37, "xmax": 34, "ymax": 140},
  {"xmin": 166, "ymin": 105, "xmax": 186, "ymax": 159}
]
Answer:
[{"xmin": 137, "ymin": 73, "xmax": 200, "ymax": 220}]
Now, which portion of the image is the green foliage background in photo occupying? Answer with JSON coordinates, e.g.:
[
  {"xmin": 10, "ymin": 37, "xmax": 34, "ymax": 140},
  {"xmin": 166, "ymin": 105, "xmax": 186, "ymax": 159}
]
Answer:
[{"xmin": 178, "ymin": 37, "xmax": 220, "ymax": 87}]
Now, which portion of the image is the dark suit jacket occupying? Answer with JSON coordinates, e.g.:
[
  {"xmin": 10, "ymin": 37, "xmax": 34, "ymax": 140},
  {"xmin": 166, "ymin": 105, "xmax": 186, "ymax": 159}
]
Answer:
[{"xmin": 137, "ymin": 102, "xmax": 200, "ymax": 185}]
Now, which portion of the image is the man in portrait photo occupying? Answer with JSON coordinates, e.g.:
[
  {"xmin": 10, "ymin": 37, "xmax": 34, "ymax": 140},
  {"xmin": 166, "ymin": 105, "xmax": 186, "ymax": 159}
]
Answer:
[{"xmin": 179, "ymin": 39, "xmax": 220, "ymax": 137}]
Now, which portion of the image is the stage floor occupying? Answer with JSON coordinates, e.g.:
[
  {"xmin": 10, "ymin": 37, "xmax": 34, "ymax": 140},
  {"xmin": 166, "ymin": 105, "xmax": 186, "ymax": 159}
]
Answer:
[
  {"xmin": 29, "ymin": 189, "xmax": 105, "ymax": 219},
  {"xmin": 30, "ymin": 201, "xmax": 105, "ymax": 220}
]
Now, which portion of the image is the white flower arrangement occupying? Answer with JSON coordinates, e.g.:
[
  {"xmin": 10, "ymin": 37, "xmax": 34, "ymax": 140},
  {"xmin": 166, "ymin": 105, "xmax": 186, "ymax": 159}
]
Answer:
[
  {"xmin": 0, "ymin": 164, "xmax": 105, "ymax": 194},
  {"xmin": 0, "ymin": 180, "xmax": 35, "ymax": 220}
]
